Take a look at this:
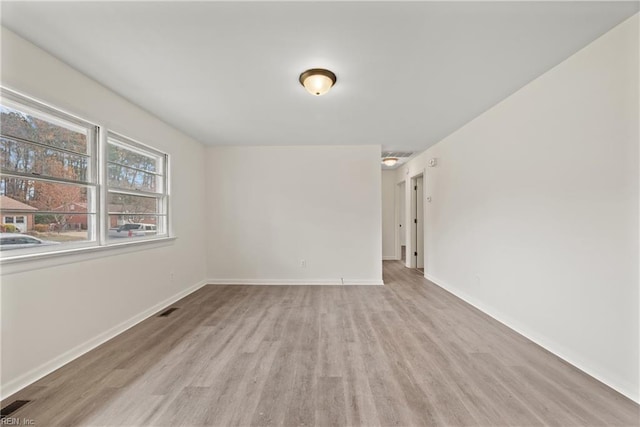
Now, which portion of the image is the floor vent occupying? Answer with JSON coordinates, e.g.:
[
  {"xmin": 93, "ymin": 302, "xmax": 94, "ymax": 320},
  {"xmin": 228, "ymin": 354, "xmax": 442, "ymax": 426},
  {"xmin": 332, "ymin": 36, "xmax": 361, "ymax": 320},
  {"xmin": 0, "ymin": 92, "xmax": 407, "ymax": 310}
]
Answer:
[
  {"xmin": 158, "ymin": 307, "xmax": 179, "ymax": 317},
  {"xmin": 1, "ymin": 400, "xmax": 31, "ymax": 419}
]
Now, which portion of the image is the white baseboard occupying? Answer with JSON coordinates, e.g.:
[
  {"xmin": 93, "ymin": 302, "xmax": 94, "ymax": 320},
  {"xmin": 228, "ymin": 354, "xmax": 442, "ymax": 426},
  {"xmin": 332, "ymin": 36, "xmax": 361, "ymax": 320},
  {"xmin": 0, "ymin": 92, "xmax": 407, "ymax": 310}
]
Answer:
[
  {"xmin": 1, "ymin": 279, "xmax": 209, "ymax": 400},
  {"xmin": 207, "ymin": 278, "xmax": 384, "ymax": 286},
  {"xmin": 347, "ymin": 279, "xmax": 385, "ymax": 286},
  {"xmin": 425, "ymin": 273, "xmax": 639, "ymax": 404}
]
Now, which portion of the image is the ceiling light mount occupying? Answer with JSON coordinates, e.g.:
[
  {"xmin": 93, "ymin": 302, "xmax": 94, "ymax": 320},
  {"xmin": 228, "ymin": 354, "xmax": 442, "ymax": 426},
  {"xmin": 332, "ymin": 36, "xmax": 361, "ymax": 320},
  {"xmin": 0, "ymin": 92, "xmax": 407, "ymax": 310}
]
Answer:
[
  {"xmin": 299, "ymin": 68, "xmax": 337, "ymax": 96},
  {"xmin": 382, "ymin": 157, "xmax": 399, "ymax": 167}
]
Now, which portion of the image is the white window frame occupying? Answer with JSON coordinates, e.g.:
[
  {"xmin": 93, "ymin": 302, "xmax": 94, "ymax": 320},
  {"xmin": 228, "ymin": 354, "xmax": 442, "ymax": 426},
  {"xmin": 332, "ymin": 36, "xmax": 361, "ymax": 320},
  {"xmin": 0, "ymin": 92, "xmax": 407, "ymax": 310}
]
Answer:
[
  {"xmin": 0, "ymin": 88, "xmax": 172, "ymax": 262},
  {"xmin": 1, "ymin": 88, "xmax": 99, "ymax": 256},
  {"xmin": 105, "ymin": 131, "xmax": 169, "ymax": 243}
]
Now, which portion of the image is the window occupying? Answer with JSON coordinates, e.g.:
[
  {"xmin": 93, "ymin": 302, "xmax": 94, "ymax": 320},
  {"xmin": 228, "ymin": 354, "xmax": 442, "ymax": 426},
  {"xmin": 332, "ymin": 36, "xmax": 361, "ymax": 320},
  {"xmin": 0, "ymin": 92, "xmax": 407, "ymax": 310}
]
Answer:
[
  {"xmin": 0, "ymin": 88, "xmax": 170, "ymax": 259},
  {"xmin": 106, "ymin": 132, "xmax": 168, "ymax": 241},
  {"xmin": 1, "ymin": 89, "xmax": 97, "ymax": 253}
]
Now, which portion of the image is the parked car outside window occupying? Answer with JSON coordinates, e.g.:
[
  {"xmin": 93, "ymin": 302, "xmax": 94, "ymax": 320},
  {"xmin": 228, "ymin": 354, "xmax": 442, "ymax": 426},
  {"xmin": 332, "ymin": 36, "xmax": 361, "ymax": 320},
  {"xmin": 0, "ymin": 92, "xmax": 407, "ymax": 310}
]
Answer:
[
  {"xmin": 0, "ymin": 233, "xmax": 60, "ymax": 250},
  {"xmin": 108, "ymin": 223, "xmax": 157, "ymax": 238}
]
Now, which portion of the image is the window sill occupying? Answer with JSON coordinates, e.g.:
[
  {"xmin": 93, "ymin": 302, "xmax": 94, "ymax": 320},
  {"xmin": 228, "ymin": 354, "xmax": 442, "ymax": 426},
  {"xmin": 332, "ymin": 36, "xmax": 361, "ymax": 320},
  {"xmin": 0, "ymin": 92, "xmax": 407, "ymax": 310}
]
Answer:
[{"xmin": 0, "ymin": 236, "xmax": 177, "ymax": 275}]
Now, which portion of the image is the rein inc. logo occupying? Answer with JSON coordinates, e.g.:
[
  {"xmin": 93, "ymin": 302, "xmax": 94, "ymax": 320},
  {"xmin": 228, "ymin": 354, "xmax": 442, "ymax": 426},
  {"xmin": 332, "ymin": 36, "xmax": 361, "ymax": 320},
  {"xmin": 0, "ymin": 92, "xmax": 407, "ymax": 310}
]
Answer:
[
  {"xmin": 0, "ymin": 418, "xmax": 35, "ymax": 425},
  {"xmin": 1, "ymin": 400, "xmax": 34, "ymax": 425}
]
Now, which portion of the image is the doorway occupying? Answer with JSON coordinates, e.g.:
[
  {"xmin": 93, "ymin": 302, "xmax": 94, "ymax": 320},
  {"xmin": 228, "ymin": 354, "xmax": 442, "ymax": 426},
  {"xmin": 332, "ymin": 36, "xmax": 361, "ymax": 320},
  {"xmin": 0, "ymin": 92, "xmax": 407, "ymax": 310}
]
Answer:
[
  {"xmin": 396, "ymin": 181, "xmax": 406, "ymax": 262},
  {"xmin": 410, "ymin": 174, "xmax": 424, "ymax": 271}
]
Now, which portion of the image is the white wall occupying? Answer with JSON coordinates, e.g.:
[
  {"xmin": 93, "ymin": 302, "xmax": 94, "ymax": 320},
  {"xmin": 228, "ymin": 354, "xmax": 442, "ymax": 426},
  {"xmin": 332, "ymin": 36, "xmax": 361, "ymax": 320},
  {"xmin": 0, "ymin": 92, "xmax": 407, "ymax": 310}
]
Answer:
[
  {"xmin": 397, "ymin": 14, "xmax": 639, "ymax": 401},
  {"xmin": 0, "ymin": 28, "xmax": 208, "ymax": 397},
  {"xmin": 205, "ymin": 145, "xmax": 383, "ymax": 285},
  {"xmin": 381, "ymin": 170, "xmax": 397, "ymax": 260}
]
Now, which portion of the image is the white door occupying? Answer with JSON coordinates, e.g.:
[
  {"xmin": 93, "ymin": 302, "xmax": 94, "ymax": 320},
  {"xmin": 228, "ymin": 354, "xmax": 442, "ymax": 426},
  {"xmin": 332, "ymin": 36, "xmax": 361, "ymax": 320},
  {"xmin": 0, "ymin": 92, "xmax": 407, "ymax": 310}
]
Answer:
[
  {"xmin": 397, "ymin": 181, "xmax": 406, "ymax": 261},
  {"xmin": 409, "ymin": 174, "xmax": 424, "ymax": 269},
  {"xmin": 4, "ymin": 215, "xmax": 27, "ymax": 233},
  {"xmin": 416, "ymin": 176, "xmax": 424, "ymax": 269},
  {"xmin": 399, "ymin": 183, "xmax": 406, "ymax": 246}
]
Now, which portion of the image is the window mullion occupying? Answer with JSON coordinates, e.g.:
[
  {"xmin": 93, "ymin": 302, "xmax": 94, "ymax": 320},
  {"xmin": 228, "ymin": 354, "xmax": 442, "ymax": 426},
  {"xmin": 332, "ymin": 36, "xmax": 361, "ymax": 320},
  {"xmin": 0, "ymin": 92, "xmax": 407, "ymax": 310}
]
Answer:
[
  {"xmin": 98, "ymin": 126, "xmax": 108, "ymax": 245},
  {"xmin": 107, "ymin": 188, "xmax": 162, "ymax": 198},
  {"xmin": 0, "ymin": 170, "xmax": 94, "ymax": 187}
]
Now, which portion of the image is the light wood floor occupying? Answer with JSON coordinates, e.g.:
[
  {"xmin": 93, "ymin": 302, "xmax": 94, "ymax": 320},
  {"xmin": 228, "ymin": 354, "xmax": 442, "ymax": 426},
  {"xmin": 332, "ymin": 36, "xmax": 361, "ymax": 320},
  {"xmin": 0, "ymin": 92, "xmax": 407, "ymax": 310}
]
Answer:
[{"xmin": 3, "ymin": 261, "xmax": 639, "ymax": 426}]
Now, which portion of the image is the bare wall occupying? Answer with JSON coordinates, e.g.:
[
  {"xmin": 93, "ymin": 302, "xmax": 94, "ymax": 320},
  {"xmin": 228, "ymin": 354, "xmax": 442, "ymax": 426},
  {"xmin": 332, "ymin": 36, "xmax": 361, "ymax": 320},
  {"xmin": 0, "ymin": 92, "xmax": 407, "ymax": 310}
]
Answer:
[
  {"xmin": 205, "ymin": 145, "xmax": 383, "ymax": 285},
  {"xmin": 0, "ymin": 28, "xmax": 208, "ymax": 397},
  {"xmin": 397, "ymin": 15, "xmax": 639, "ymax": 401}
]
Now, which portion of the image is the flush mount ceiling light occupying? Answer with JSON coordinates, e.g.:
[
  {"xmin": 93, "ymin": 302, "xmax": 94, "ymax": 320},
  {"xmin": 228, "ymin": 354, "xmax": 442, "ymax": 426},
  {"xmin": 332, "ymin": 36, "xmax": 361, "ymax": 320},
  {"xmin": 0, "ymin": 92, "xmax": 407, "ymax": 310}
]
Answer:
[
  {"xmin": 299, "ymin": 68, "xmax": 337, "ymax": 96},
  {"xmin": 382, "ymin": 157, "xmax": 399, "ymax": 166}
]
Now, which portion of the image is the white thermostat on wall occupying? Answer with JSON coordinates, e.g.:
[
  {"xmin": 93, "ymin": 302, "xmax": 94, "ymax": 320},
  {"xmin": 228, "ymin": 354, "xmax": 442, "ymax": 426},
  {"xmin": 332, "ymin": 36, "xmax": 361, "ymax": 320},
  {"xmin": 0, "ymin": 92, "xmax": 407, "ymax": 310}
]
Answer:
[{"xmin": 428, "ymin": 158, "xmax": 438, "ymax": 167}]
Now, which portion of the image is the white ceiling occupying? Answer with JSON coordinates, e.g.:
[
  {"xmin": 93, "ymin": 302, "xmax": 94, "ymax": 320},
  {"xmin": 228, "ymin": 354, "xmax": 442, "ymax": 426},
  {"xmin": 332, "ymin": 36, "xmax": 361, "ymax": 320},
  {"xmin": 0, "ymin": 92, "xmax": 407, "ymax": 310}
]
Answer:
[{"xmin": 1, "ymin": 2, "xmax": 637, "ymax": 153}]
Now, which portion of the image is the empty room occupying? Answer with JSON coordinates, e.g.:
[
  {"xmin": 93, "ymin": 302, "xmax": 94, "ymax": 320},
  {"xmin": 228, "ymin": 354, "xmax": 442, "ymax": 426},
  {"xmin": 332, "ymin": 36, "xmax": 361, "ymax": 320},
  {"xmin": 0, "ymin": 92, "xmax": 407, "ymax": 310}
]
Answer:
[{"xmin": 0, "ymin": 1, "xmax": 638, "ymax": 426}]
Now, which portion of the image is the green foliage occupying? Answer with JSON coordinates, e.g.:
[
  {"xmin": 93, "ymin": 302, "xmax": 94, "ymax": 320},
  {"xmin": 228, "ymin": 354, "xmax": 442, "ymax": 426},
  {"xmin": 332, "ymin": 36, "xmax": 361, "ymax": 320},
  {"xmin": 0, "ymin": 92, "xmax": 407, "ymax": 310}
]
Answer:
[
  {"xmin": 1, "ymin": 224, "xmax": 17, "ymax": 233},
  {"xmin": 35, "ymin": 214, "xmax": 56, "ymax": 224}
]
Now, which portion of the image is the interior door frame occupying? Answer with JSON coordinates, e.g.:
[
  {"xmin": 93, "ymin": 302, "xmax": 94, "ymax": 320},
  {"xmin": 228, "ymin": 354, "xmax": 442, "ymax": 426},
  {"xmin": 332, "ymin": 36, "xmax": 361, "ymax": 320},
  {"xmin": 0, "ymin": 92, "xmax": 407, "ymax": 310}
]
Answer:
[
  {"xmin": 395, "ymin": 180, "xmax": 406, "ymax": 262},
  {"xmin": 409, "ymin": 170, "xmax": 425, "ymax": 269}
]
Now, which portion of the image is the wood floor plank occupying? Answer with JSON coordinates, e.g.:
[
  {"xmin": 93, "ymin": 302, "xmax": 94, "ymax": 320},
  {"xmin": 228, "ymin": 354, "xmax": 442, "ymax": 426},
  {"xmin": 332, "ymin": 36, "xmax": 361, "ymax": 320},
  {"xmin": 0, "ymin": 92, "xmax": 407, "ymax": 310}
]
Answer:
[
  {"xmin": 282, "ymin": 289, "xmax": 318, "ymax": 427},
  {"xmin": 3, "ymin": 261, "xmax": 639, "ymax": 426},
  {"xmin": 226, "ymin": 340, "xmax": 282, "ymax": 427},
  {"xmin": 316, "ymin": 376, "xmax": 347, "ymax": 427}
]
